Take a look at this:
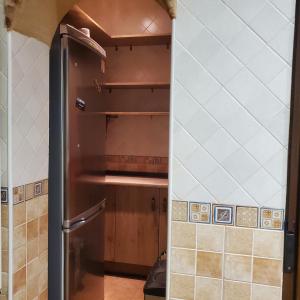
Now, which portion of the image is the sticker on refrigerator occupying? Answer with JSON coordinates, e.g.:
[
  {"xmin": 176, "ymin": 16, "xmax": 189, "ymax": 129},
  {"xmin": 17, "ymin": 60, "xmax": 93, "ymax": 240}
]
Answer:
[{"xmin": 76, "ymin": 98, "xmax": 86, "ymax": 111}]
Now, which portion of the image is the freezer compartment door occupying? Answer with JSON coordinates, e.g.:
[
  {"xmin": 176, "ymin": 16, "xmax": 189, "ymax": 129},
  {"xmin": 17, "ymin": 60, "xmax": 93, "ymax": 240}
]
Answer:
[{"xmin": 64, "ymin": 201, "xmax": 105, "ymax": 300}]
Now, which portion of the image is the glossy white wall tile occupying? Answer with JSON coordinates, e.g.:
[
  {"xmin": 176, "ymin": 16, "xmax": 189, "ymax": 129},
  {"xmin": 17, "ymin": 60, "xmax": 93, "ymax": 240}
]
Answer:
[
  {"xmin": 11, "ymin": 32, "xmax": 49, "ymax": 187},
  {"xmin": 171, "ymin": 0, "xmax": 296, "ymax": 209}
]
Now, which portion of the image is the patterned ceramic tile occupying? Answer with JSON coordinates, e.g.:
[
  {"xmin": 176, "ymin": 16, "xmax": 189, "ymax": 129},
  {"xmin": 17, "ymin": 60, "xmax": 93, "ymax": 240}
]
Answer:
[
  {"xmin": 34, "ymin": 182, "xmax": 42, "ymax": 197},
  {"xmin": 213, "ymin": 205, "xmax": 234, "ymax": 226},
  {"xmin": 174, "ymin": 200, "xmax": 284, "ymax": 230},
  {"xmin": 236, "ymin": 206, "xmax": 258, "ymax": 228},
  {"xmin": 189, "ymin": 202, "xmax": 211, "ymax": 223},
  {"xmin": 172, "ymin": 200, "xmax": 188, "ymax": 222},
  {"xmin": 25, "ymin": 183, "xmax": 34, "ymax": 201},
  {"xmin": 105, "ymin": 155, "xmax": 168, "ymax": 173},
  {"xmin": 13, "ymin": 186, "xmax": 25, "ymax": 204},
  {"xmin": 42, "ymin": 179, "xmax": 48, "ymax": 195},
  {"xmin": 1, "ymin": 187, "xmax": 8, "ymax": 203},
  {"xmin": 12, "ymin": 180, "xmax": 48, "ymax": 205},
  {"xmin": 260, "ymin": 208, "xmax": 284, "ymax": 230}
]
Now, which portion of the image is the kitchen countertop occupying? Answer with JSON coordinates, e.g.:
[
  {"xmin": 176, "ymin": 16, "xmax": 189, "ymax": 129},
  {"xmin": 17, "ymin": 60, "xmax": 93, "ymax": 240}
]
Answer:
[{"xmin": 78, "ymin": 174, "xmax": 168, "ymax": 188}]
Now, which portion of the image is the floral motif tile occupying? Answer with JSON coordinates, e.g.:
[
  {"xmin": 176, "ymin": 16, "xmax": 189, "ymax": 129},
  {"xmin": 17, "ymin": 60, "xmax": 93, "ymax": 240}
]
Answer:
[
  {"xmin": 189, "ymin": 202, "xmax": 211, "ymax": 223},
  {"xmin": 260, "ymin": 208, "xmax": 284, "ymax": 230}
]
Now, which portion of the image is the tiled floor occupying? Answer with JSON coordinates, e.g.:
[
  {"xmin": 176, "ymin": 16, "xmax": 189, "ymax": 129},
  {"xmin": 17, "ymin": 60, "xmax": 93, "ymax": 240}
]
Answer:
[{"xmin": 105, "ymin": 275, "xmax": 145, "ymax": 300}]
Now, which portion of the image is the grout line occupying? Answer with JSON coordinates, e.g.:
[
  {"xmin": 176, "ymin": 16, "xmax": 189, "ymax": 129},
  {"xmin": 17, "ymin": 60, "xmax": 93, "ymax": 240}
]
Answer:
[
  {"xmin": 250, "ymin": 228, "xmax": 255, "ymax": 300},
  {"xmin": 175, "ymin": 102, "xmax": 287, "ymax": 192},
  {"xmin": 175, "ymin": 79, "xmax": 286, "ymax": 198},
  {"xmin": 25, "ymin": 201, "xmax": 28, "ymax": 299},
  {"xmin": 176, "ymin": 9, "xmax": 291, "ymax": 109},
  {"xmin": 221, "ymin": 226, "xmax": 226, "ymax": 300},
  {"xmin": 266, "ymin": 0, "xmax": 295, "ymax": 24},
  {"xmin": 176, "ymin": 2, "xmax": 293, "ymax": 124},
  {"xmin": 193, "ymin": 223, "xmax": 197, "ymax": 300},
  {"xmin": 174, "ymin": 133, "xmax": 262, "ymax": 208},
  {"xmin": 173, "ymin": 245, "xmax": 222, "ymax": 254},
  {"xmin": 173, "ymin": 155, "xmax": 221, "ymax": 204},
  {"xmin": 220, "ymin": 0, "xmax": 295, "ymax": 67},
  {"xmin": 172, "ymin": 242, "xmax": 284, "ymax": 259},
  {"xmin": 175, "ymin": 39, "xmax": 288, "ymax": 155}
]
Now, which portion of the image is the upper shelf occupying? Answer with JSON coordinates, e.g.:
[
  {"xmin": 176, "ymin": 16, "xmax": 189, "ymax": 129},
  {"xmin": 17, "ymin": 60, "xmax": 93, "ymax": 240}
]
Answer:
[
  {"xmin": 103, "ymin": 112, "xmax": 169, "ymax": 116},
  {"xmin": 64, "ymin": 6, "xmax": 172, "ymax": 47},
  {"xmin": 103, "ymin": 82, "xmax": 170, "ymax": 90},
  {"xmin": 82, "ymin": 112, "xmax": 169, "ymax": 117},
  {"xmin": 110, "ymin": 34, "xmax": 171, "ymax": 47},
  {"xmin": 78, "ymin": 174, "xmax": 168, "ymax": 188}
]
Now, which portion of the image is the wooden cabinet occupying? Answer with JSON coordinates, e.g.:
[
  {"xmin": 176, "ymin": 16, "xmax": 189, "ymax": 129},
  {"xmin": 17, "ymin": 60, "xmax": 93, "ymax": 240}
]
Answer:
[
  {"xmin": 159, "ymin": 188, "xmax": 168, "ymax": 254},
  {"xmin": 104, "ymin": 186, "xmax": 116, "ymax": 262},
  {"xmin": 104, "ymin": 185, "xmax": 168, "ymax": 271},
  {"xmin": 115, "ymin": 186, "xmax": 159, "ymax": 267}
]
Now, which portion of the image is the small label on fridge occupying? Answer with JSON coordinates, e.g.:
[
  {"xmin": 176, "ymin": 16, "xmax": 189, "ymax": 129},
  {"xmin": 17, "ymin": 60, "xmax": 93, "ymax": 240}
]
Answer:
[{"xmin": 76, "ymin": 98, "xmax": 86, "ymax": 111}]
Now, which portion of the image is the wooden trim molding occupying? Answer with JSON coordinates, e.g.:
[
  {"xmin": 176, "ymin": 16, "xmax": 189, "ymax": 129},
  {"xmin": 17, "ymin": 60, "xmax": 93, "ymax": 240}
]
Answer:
[{"xmin": 283, "ymin": 1, "xmax": 300, "ymax": 299}]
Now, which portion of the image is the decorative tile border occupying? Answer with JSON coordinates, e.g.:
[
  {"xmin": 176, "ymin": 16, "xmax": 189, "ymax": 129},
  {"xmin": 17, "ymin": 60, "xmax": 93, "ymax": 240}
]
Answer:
[
  {"xmin": 236, "ymin": 206, "xmax": 259, "ymax": 228},
  {"xmin": 13, "ymin": 179, "xmax": 48, "ymax": 205},
  {"xmin": 213, "ymin": 204, "xmax": 234, "ymax": 226},
  {"xmin": 172, "ymin": 200, "xmax": 284, "ymax": 231},
  {"xmin": 1, "ymin": 187, "xmax": 8, "ymax": 203},
  {"xmin": 260, "ymin": 208, "xmax": 284, "ymax": 230},
  {"xmin": 105, "ymin": 155, "xmax": 168, "ymax": 173},
  {"xmin": 189, "ymin": 202, "xmax": 211, "ymax": 223},
  {"xmin": 172, "ymin": 200, "xmax": 188, "ymax": 221},
  {"xmin": 13, "ymin": 185, "xmax": 25, "ymax": 204}
]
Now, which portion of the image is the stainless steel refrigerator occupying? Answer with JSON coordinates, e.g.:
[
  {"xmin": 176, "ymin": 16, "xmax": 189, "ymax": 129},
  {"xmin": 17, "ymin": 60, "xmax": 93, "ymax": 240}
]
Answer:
[{"xmin": 49, "ymin": 24, "xmax": 107, "ymax": 300}]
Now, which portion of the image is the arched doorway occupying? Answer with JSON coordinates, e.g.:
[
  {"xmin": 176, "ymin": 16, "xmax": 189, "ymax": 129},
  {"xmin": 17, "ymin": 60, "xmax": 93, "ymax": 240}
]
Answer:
[{"xmin": 49, "ymin": 1, "xmax": 172, "ymax": 299}]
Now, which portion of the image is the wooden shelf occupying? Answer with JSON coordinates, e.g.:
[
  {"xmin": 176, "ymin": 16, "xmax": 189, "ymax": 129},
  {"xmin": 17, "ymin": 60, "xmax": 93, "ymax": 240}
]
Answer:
[
  {"xmin": 104, "ymin": 112, "xmax": 169, "ymax": 116},
  {"xmin": 103, "ymin": 82, "xmax": 170, "ymax": 90},
  {"xmin": 65, "ymin": 6, "xmax": 171, "ymax": 47},
  {"xmin": 81, "ymin": 112, "xmax": 169, "ymax": 117},
  {"xmin": 110, "ymin": 34, "xmax": 171, "ymax": 46},
  {"xmin": 78, "ymin": 174, "xmax": 168, "ymax": 188}
]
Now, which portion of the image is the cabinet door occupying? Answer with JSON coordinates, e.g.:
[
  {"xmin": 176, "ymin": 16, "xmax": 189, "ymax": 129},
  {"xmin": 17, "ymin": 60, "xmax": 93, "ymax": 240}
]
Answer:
[
  {"xmin": 115, "ymin": 186, "xmax": 159, "ymax": 267},
  {"xmin": 104, "ymin": 186, "xmax": 116, "ymax": 262},
  {"xmin": 159, "ymin": 188, "xmax": 168, "ymax": 254}
]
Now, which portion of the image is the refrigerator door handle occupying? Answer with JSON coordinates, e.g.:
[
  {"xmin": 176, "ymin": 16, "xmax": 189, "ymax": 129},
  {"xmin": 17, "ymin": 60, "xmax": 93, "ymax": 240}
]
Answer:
[{"xmin": 63, "ymin": 199, "xmax": 106, "ymax": 232}]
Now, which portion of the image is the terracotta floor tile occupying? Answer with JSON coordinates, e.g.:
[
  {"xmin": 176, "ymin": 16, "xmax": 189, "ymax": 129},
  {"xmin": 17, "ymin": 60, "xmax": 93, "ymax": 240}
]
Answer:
[{"xmin": 105, "ymin": 275, "xmax": 145, "ymax": 300}]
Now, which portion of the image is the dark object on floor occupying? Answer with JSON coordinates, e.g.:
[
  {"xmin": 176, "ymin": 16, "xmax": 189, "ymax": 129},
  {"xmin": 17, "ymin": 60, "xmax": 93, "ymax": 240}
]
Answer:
[{"xmin": 144, "ymin": 251, "xmax": 167, "ymax": 297}]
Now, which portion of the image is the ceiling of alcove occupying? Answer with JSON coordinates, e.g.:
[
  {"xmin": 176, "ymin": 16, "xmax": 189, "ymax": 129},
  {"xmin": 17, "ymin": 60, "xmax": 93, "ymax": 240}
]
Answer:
[
  {"xmin": 77, "ymin": 0, "xmax": 171, "ymax": 36},
  {"xmin": 5, "ymin": 0, "xmax": 175, "ymax": 45}
]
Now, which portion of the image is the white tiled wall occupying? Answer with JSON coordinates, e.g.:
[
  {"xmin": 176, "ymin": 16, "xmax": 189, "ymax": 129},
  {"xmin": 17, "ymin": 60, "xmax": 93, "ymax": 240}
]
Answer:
[
  {"xmin": 0, "ymin": 0, "xmax": 8, "ymax": 187},
  {"xmin": 171, "ymin": 0, "xmax": 296, "ymax": 209},
  {"xmin": 11, "ymin": 32, "xmax": 49, "ymax": 187}
]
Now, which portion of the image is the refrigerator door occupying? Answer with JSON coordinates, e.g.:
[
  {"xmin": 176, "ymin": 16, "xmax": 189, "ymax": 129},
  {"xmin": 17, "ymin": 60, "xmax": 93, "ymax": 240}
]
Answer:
[
  {"xmin": 62, "ymin": 31, "xmax": 107, "ymax": 221},
  {"xmin": 64, "ymin": 200, "xmax": 105, "ymax": 300}
]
